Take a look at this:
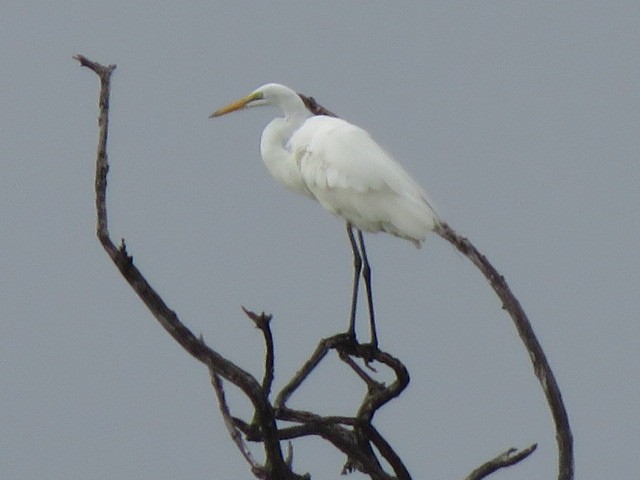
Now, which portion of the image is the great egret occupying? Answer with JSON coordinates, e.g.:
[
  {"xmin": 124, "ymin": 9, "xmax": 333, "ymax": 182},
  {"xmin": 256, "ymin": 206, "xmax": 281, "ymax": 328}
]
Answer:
[{"xmin": 211, "ymin": 83, "xmax": 440, "ymax": 347}]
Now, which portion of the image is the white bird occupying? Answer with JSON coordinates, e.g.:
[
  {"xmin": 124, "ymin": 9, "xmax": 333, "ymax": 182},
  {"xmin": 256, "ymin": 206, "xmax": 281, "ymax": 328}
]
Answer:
[{"xmin": 211, "ymin": 83, "xmax": 440, "ymax": 347}]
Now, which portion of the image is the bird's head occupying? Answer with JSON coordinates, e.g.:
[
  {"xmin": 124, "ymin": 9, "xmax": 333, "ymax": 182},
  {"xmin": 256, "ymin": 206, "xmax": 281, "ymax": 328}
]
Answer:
[{"xmin": 210, "ymin": 83, "xmax": 308, "ymax": 119}]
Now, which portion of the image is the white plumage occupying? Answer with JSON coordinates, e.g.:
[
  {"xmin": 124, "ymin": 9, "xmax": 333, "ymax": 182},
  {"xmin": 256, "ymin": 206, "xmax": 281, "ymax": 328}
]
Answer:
[
  {"xmin": 212, "ymin": 83, "xmax": 439, "ymax": 247},
  {"xmin": 211, "ymin": 83, "xmax": 440, "ymax": 345}
]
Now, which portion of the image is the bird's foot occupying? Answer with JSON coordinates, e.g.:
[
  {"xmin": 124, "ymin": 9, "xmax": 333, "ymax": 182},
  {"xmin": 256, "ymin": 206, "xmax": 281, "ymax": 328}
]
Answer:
[
  {"xmin": 333, "ymin": 331, "xmax": 358, "ymax": 353},
  {"xmin": 357, "ymin": 342, "xmax": 379, "ymax": 370},
  {"xmin": 331, "ymin": 332, "xmax": 378, "ymax": 367}
]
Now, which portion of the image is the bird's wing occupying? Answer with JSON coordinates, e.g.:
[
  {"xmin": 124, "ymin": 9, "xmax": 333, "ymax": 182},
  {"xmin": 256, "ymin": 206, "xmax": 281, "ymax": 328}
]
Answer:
[{"xmin": 289, "ymin": 116, "xmax": 428, "ymax": 202}]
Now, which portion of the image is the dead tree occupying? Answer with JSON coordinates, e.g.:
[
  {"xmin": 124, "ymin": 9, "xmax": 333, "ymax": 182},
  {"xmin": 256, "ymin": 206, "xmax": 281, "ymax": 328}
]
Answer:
[{"xmin": 75, "ymin": 55, "xmax": 572, "ymax": 480}]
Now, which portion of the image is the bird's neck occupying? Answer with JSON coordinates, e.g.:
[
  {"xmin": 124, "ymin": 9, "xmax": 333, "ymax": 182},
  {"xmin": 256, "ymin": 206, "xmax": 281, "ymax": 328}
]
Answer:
[{"xmin": 260, "ymin": 115, "xmax": 313, "ymax": 198}]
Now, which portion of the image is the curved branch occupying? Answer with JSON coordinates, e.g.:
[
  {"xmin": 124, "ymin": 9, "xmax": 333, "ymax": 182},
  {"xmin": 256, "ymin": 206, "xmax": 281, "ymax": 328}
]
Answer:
[
  {"xmin": 75, "ymin": 54, "xmax": 304, "ymax": 480},
  {"xmin": 354, "ymin": 348, "xmax": 410, "ymax": 421},
  {"xmin": 435, "ymin": 221, "xmax": 573, "ymax": 480},
  {"xmin": 75, "ymin": 51, "xmax": 260, "ymax": 409},
  {"xmin": 273, "ymin": 334, "xmax": 411, "ymax": 478}
]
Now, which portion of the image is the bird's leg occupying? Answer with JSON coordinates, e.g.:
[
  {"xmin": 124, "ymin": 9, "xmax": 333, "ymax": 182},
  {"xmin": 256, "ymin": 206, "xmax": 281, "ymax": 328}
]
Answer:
[
  {"xmin": 346, "ymin": 223, "xmax": 362, "ymax": 343},
  {"xmin": 357, "ymin": 230, "xmax": 378, "ymax": 348}
]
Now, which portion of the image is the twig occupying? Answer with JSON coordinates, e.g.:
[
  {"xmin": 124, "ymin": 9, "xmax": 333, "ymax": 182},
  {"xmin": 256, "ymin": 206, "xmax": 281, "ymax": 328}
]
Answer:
[
  {"xmin": 73, "ymin": 55, "xmax": 116, "ymax": 247},
  {"xmin": 274, "ymin": 336, "xmax": 334, "ymax": 410},
  {"xmin": 338, "ymin": 351, "xmax": 385, "ymax": 391},
  {"xmin": 210, "ymin": 371, "xmax": 267, "ymax": 478},
  {"xmin": 242, "ymin": 307, "xmax": 275, "ymax": 395},
  {"xmin": 298, "ymin": 94, "xmax": 337, "ymax": 118},
  {"xmin": 465, "ymin": 444, "xmax": 538, "ymax": 480}
]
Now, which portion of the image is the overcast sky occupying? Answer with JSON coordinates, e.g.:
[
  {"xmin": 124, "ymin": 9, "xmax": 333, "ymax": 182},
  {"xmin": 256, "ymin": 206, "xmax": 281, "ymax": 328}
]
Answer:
[{"xmin": 2, "ymin": 2, "xmax": 639, "ymax": 479}]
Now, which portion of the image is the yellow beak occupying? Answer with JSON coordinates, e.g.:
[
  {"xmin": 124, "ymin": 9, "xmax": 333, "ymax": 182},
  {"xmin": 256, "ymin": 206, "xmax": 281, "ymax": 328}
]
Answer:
[{"xmin": 209, "ymin": 92, "xmax": 261, "ymax": 118}]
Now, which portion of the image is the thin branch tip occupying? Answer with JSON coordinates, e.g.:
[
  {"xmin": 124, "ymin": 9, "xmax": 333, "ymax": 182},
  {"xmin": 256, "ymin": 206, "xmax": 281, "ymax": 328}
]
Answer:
[
  {"xmin": 465, "ymin": 444, "xmax": 537, "ymax": 480},
  {"xmin": 74, "ymin": 54, "xmax": 117, "ymax": 76},
  {"xmin": 241, "ymin": 306, "xmax": 273, "ymax": 328}
]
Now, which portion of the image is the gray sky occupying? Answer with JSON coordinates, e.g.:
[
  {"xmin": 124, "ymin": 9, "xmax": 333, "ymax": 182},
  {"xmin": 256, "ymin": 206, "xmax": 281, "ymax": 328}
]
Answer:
[{"xmin": 2, "ymin": 2, "xmax": 639, "ymax": 479}]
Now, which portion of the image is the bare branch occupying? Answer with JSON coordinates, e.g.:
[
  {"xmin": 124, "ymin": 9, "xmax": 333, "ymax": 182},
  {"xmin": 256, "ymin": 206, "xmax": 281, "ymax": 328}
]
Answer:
[
  {"xmin": 465, "ymin": 444, "xmax": 538, "ymax": 480},
  {"xmin": 298, "ymin": 93, "xmax": 337, "ymax": 118},
  {"xmin": 274, "ymin": 336, "xmax": 333, "ymax": 410},
  {"xmin": 210, "ymin": 371, "xmax": 267, "ymax": 478},
  {"xmin": 76, "ymin": 54, "xmax": 304, "ymax": 480},
  {"xmin": 242, "ymin": 307, "xmax": 275, "ymax": 395},
  {"xmin": 273, "ymin": 333, "xmax": 411, "ymax": 479},
  {"xmin": 284, "ymin": 441, "xmax": 295, "ymax": 470},
  {"xmin": 362, "ymin": 424, "xmax": 412, "ymax": 480},
  {"xmin": 73, "ymin": 54, "xmax": 116, "ymax": 248},
  {"xmin": 355, "ymin": 349, "xmax": 410, "ymax": 422},
  {"xmin": 435, "ymin": 222, "xmax": 573, "ymax": 480}
]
